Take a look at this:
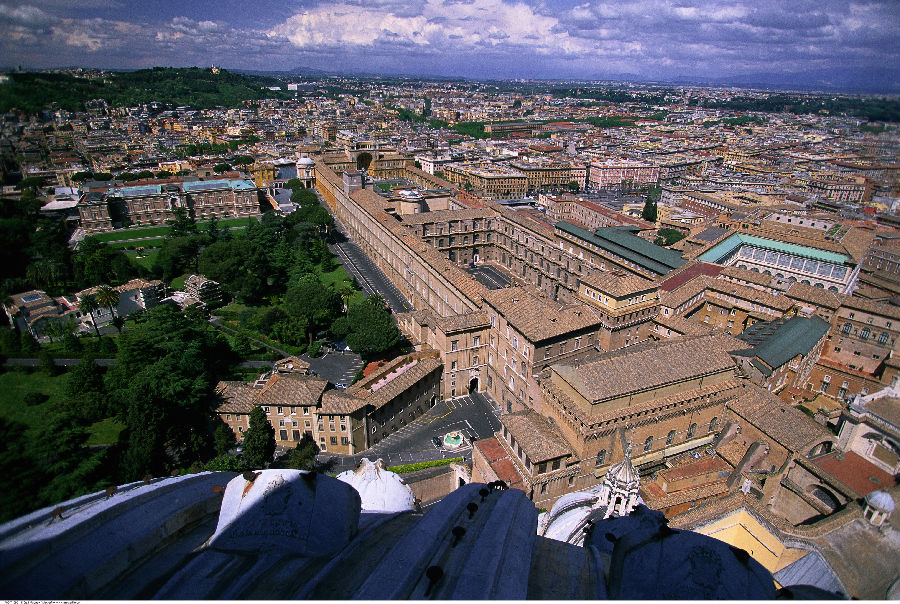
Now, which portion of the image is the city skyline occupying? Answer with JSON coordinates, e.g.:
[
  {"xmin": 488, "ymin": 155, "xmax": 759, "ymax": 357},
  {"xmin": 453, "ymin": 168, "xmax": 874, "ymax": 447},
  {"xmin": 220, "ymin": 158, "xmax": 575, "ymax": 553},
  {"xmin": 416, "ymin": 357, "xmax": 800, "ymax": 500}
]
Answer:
[{"xmin": 1, "ymin": 0, "xmax": 899, "ymax": 92}]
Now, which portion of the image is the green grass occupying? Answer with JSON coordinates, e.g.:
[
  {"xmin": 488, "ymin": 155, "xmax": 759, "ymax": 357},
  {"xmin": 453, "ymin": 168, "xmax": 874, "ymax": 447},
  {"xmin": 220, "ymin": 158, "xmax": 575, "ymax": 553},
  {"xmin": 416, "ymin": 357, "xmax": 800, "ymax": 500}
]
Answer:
[
  {"xmin": 170, "ymin": 272, "xmax": 190, "ymax": 290},
  {"xmin": 0, "ymin": 368, "xmax": 123, "ymax": 445},
  {"xmin": 94, "ymin": 225, "xmax": 172, "ymax": 242},
  {"xmin": 95, "ymin": 218, "xmax": 254, "ymax": 245},
  {"xmin": 0, "ymin": 369, "xmax": 68, "ymax": 429},
  {"xmin": 125, "ymin": 249, "xmax": 159, "ymax": 270},
  {"xmin": 319, "ymin": 265, "xmax": 365, "ymax": 307},
  {"xmin": 85, "ymin": 418, "xmax": 126, "ymax": 445}
]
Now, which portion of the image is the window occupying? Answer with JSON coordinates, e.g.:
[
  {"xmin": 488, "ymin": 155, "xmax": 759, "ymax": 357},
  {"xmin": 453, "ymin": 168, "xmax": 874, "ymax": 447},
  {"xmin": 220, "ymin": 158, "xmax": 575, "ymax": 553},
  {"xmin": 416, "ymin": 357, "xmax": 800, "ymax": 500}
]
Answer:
[
  {"xmin": 687, "ymin": 423, "xmax": 697, "ymax": 439},
  {"xmin": 277, "ymin": 406, "xmax": 283, "ymax": 414},
  {"xmin": 474, "ymin": 335, "xmax": 480, "ymax": 346},
  {"xmin": 451, "ymin": 361, "xmax": 457, "ymax": 371},
  {"xmin": 878, "ymin": 332, "xmax": 888, "ymax": 344},
  {"xmin": 595, "ymin": 450, "xmax": 606, "ymax": 466},
  {"xmin": 643, "ymin": 436, "xmax": 652, "ymax": 452},
  {"xmin": 238, "ymin": 426, "xmax": 243, "ymax": 433},
  {"xmin": 842, "ymin": 323, "xmax": 852, "ymax": 334},
  {"xmin": 341, "ymin": 437, "xmax": 349, "ymax": 445},
  {"xmin": 551, "ymin": 459, "xmax": 561, "ymax": 471},
  {"xmin": 709, "ymin": 417, "xmax": 719, "ymax": 433},
  {"xmin": 861, "ymin": 327, "xmax": 870, "ymax": 339},
  {"xmin": 263, "ymin": 406, "xmax": 270, "ymax": 413},
  {"xmin": 473, "ymin": 355, "xmax": 479, "ymax": 365},
  {"xmin": 305, "ymin": 420, "xmax": 311, "ymax": 428},
  {"xmin": 538, "ymin": 462, "xmax": 547, "ymax": 474},
  {"xmin": 330, "ymin": 436, "xmax": 337, "ymax": 445},
  {"xmin": 451, "ymin": 340, "xmax": 458, "ymax": 351},
  {"xmin": 303, "ymin": 407, "xmax": 310, "ymax": 415},
  {"xmin": 280, "ymin": 429, "xmax": 288, "ymax": 440},
  {"xmin": 521, "ymin": 361, "xmax": 526, "ymax": 376}
]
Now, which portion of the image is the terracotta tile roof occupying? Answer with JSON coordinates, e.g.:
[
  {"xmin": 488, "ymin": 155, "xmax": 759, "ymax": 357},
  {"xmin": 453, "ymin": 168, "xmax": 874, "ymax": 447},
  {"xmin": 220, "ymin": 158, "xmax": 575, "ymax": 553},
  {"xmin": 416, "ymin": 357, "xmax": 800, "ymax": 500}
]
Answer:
[
  {"xmin": 215, "ymin": 373, "xmax": 328, "ymax": 414},
  {"xmin": 482, "ymin": 286, "xmax": 602, "ymax": 343},
  {"xmin": 398, "ymin": 207, "xmax": 496, "ymax": 225},
  {"xmin": 256, "ymin": 373, "xmax": 328, "ymax": 406},
  {"xmin": 727, "ymin": 382, "xmax": 833, "ymax": 454},
  {"xmin": 215, "ymin": 381, "xmax": 258, "ymax": 414},
  {"xmin": 812, "ymin": 451, "xmax": 897, "ymax": 497},
  {"xmin": 784, "ymin": 282, "xmax": 842, "ymax": 310},
  {"xmin": 475, "ymin": 436, "xmax": 509, "ymax": 463},
  {"xmin": 658, "ymin": 261, "xmax": 725, "ymax": 292},
  {"xmin": 436, "ymin": 310, "xmax": 490, "ymax": 333},
  {"xmin": 580, "ymin": 266, "xmax": 657, "ymax": 297},
  {"xmin": 474, "ymin": 437, "xmax": 526, "ymax": 490},
  {"xmin": 659, "ymin": 455, "xmax": 732, "ymax": 482},
  {"xmin": 660, "ymin": 275, "xmax": 714, "ymax": 310},
  {"xmin": 350, "ymin": 356, "xmax": 442, "ymax": 410},
  {"xmin": 653, "ymin": 314, "xmax": 717, "ymax": 336},
  {"xmin": 641, "ymin": 481, "xmax": 729, "ymax": 509},
  {"xmin": 501, "ymin": 409, "xmax": 574, "ymax": 462},
  {"xmin": 705, "ymin": 280, "xmax": 796, "ymax": 313},
  {"xmin": 839, "ymin": 297, "xmax": 900, "ymax": 320},
  {"xmin": 554, "ymin": 335, "xmax": 737, "ymax": 403},
  {"xmin": 319, "ymin": 390, "xmax": 368, "ymax": 415}
]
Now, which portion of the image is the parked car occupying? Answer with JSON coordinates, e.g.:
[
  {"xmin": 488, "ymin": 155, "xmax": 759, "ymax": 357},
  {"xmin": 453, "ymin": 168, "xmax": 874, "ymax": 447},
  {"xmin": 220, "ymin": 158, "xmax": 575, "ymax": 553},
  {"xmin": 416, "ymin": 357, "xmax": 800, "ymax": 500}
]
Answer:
[{"xmin": 336, "ymin": 382, "xmax": 348, "ymax": 389}]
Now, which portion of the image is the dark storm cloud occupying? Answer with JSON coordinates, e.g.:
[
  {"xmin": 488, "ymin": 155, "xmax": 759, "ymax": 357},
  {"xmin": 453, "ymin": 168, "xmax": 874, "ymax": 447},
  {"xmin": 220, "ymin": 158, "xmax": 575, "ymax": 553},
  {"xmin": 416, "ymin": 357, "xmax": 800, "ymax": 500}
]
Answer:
[{"xmin": 0, "ymin": 0, "xmax": 896, "ymax": 89}]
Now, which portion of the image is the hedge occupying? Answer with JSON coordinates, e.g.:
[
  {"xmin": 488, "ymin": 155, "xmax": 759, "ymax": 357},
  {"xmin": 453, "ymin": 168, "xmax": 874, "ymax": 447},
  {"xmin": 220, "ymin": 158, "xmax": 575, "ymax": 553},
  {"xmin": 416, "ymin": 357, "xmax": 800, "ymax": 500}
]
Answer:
[{"xmin": 386, "ymin": 457, "xmax": 464, "ymax": 474}]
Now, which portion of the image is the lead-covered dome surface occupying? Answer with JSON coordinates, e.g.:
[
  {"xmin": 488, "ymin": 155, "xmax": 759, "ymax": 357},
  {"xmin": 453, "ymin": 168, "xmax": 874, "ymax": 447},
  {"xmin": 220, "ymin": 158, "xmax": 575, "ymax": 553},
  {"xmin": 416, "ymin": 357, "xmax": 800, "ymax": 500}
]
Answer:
[{"xmin": 336, "ymin": 458, "xmax": 416, "ymax": 513}]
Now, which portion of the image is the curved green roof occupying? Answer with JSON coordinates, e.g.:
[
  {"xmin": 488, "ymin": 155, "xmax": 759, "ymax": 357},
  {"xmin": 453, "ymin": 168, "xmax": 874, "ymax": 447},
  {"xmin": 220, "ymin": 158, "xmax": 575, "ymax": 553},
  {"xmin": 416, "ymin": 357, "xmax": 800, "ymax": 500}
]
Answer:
[{"xmin": 698, "ymin": 233, "xmax": 848, "ymax": 265}]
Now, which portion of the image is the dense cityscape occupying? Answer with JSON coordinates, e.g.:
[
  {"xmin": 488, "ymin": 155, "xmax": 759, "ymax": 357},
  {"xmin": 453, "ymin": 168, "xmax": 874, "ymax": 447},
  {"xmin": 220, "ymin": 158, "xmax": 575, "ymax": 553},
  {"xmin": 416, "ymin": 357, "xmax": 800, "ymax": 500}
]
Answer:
[{"xmin": 0, "ymin": 57, "xmax": 898, "ymax": 599}]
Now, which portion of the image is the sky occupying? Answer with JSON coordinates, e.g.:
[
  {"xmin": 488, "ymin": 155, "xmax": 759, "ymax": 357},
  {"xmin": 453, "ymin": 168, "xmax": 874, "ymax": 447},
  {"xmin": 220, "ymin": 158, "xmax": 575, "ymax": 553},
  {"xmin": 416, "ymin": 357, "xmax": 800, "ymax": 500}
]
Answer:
[{"xmin": 1, "ymin": 0, "xmax": 898, "ymax": 90}]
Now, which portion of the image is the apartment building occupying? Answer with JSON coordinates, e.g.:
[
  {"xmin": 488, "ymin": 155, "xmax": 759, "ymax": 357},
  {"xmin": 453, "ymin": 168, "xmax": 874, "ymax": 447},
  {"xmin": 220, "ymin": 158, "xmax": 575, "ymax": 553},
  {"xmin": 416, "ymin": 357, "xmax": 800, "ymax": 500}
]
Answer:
[
  {"xmin": 442, "ymin": 163, "xmax": 529, "ymax": 199},
  {"xmin": 589, "ymin": 160, "xmax": 659, "ymax": 190}
]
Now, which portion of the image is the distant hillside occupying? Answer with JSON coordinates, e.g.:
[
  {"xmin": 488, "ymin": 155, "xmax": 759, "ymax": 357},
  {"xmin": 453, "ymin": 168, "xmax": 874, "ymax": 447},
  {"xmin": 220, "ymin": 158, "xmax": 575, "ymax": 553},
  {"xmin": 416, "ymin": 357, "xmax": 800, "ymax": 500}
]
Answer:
[{"xmin": 0, "ymin": 67, "xmax": 291, "ymax": 114}]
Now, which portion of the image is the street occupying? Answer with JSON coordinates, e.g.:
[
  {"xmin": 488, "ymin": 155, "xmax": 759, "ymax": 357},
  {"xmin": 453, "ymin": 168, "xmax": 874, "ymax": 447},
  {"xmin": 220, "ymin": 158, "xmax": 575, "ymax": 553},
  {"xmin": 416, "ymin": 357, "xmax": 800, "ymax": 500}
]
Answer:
[{"xmin": 319, "ymin": 391, "xmax": 503, "ymax": 473}]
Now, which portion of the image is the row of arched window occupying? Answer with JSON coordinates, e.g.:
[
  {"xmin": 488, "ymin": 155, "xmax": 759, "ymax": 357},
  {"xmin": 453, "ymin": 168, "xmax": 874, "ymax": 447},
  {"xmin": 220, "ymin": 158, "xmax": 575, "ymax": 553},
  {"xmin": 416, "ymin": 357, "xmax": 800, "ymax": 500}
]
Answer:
[
  {"xmin": 841, "ymin": 323, "xmax": 891, "ymax": 344},
  {"xmin": 595, "ymin": 417, "xmax": 720, "ymax": 466}
]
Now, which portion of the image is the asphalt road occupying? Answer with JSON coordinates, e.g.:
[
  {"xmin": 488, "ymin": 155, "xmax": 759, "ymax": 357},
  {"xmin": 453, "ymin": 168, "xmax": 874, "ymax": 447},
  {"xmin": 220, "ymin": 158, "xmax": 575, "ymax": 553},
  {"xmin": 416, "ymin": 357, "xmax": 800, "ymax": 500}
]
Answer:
[
  {"xmin": 320, "ymin": 391, "xmax": 503, "ymax": 473},
  {"xmin": 330, "ymin": 230, "xmax": 414, "ymax": 314}
]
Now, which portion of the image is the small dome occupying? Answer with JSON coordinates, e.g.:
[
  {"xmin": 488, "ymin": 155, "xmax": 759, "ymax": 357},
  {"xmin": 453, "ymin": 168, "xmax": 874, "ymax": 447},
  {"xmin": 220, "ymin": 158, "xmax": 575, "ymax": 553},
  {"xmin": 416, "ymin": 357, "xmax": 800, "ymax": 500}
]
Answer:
[
  {"xmin": 336, "ymin": 458, "xmax": 415, "ymax": 513},
  {"xmin": 298, "ymin": 157, "xmax": 315, "ymax": 165},
  {"xmin": 865, "ymin": 490, "xmax": 895, "ymax": 513}
]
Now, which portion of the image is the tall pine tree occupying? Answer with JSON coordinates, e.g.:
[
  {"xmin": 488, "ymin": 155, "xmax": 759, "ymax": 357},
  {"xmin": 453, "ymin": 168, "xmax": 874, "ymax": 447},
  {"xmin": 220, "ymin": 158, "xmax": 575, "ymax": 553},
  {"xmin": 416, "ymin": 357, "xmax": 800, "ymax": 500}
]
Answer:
[{"xmin": 243, "ymin": 406, "xmax": 275, "ymax": 469}]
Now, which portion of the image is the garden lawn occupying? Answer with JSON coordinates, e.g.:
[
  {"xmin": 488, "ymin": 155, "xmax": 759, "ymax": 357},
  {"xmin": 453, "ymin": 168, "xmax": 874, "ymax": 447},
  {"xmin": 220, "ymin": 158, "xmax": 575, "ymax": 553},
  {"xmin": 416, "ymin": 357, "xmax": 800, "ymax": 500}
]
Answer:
[
  {"xmin": 0, "ymin": 369, "xmax": 68, "ymax": 429},
  {"xmin": 86, "ymin": 418, "xmax": 126, "ymax": 446},
  {"xmin": 319, "ymin": 265, "xmax": 366, "ymax": 307},
  {"xmin": 170, "ymin": 272, "xmax": 190, "ymax": 290},
  {"xmin": 125, "ymin": 249, "xmax": 159, "ymax": 270},
  {"xmin": 0, "ymin": 369, "xmax": 123, "ymax": 445}
]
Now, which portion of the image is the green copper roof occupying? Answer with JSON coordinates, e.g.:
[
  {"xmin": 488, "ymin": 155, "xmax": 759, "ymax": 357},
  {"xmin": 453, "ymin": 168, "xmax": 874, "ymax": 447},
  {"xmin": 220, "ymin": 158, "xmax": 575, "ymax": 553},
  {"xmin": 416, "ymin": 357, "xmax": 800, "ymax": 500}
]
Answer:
[
  {"xmin": 734, "ymin": 316, "xmax": 830, "ymax": 376},
  {"xmin": 698, "ymin": 233, "xmax": 848, "ymax": 265},
  {"xmin": 555, "ymin": 221, "xmax": 686, "ymax": 276}
]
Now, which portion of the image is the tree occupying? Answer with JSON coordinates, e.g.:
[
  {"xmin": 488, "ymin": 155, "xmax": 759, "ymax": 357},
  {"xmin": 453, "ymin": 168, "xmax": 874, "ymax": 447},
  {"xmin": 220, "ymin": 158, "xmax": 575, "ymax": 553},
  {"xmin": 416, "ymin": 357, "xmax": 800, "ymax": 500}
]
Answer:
[
  {"xmin": 66, "ymin": 354, "xmax": 107, "ymax": 422},
  {"xmin": 78, "ymin": 293, "xmax": 102, "ymax": 338},
  {"xmin": 213, "ymin": 162, "xmax": 231, "ymax": 173},
  {"xmin": 343, "ymin": 296, "xmax": 401, "ymax": 358},
  {"xmin": 214, "ymin": 419, "xmax": 238, "ymax": 456},
  {"xmin": 106, "ymin": 304, "xmax": 231, "ymax": 478},
  {"xmin": 283, "ymin": 276, "xmax": 340, "ymax": 346},
  {"xmin": 165, "ymin": 207, "xmax": 198, "ymax": 238},
  {"xmin": 243, "ymin": 406, "xmax": 275, "ymax": 468},
  {"xmin": 20, "ymin": 330, "xmax": 40, "ymax": 355},
  {"xmin": 641, "ymin": 198, "xmax": 658, "ymax": 223},
  {"xmin": 275, "ymin": 433, "xmax": 320, "ymax": 471},
  {"xmin": 95, "ymin": 284, "xmax": 119, "ymax": 321}
]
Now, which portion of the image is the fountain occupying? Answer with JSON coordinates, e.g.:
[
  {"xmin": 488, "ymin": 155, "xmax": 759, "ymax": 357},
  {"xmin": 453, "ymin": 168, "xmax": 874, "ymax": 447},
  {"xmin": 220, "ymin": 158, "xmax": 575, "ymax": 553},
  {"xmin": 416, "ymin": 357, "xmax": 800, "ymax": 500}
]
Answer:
[{"xmin": 443, "ymin": 431, "xmax": 465, "ymax": 450}]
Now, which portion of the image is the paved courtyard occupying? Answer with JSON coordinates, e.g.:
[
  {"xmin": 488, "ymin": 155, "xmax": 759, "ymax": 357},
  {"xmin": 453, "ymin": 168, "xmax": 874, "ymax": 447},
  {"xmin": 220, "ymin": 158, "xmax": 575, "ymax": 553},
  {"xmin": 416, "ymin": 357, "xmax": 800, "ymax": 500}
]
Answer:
[
  {"xmin": 319, "ymin": 391, "xmax": 503, "ymax": 473},
  {"xmin": 464, "ymin": 263, "xmax": 514, "ymax": 290}
]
